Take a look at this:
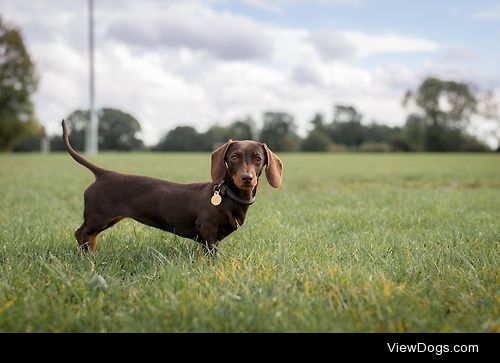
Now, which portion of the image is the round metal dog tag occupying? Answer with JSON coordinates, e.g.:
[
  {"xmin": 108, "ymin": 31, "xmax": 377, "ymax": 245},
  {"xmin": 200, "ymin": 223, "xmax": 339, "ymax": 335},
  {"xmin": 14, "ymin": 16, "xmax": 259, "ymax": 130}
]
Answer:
[{"xmin": 211, "ymin": 191, "xmax": 222, "ymax": 206}]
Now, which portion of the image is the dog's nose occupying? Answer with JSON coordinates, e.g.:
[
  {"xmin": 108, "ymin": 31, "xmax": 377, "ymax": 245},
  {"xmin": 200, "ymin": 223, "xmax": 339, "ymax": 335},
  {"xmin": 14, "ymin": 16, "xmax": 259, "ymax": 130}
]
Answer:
[{"xmin": 242, "ymin": 174, "xmax": 253, "ymax": 184}]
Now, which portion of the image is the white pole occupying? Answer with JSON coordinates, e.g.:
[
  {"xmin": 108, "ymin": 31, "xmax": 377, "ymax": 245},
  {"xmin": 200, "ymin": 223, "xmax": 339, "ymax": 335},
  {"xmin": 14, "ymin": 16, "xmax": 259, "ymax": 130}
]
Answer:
[{"xmin": 85, "ymin": 0, "xmax": 98, "ymax": 155}]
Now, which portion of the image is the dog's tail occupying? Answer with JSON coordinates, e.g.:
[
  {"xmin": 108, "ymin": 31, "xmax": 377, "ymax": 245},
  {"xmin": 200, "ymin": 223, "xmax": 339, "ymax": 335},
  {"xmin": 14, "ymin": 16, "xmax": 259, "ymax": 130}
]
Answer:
[{"xmin": 62, "ymin": 119, "xmax": 106, "ymax": 177}]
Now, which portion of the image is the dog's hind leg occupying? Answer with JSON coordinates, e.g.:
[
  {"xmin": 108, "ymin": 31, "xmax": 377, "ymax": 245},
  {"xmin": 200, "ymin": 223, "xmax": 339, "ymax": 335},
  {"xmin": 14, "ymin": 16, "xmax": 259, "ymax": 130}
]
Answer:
[
  {"xmin": 75, "ymin": 213, "xmax": 125, "ymax": 252},
  {"xmin": 75, "ymin": 222, "xmax": 99, "ymax": 252}
]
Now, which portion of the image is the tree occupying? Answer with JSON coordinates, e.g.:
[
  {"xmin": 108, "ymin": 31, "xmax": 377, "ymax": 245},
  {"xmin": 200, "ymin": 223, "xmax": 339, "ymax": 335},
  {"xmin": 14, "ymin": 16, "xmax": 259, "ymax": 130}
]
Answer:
[
  {"xmin": 155, "ymin": 126, "xmax": 203, "ymax": 151},
  {"xmin": 51, "ymin": 108, "xmax": 144, "ymax": 151},
  {"xmin": 98, "ymin": 108, "xmax": 144, "ymax": 151},
  {"xmin": 0, "ymin": 17, "xmax": 40, "ymax": 150},
  {"xmin": 364, "ymin": 123, "xmax": 401, "ymax": 144},
  {"xmin": 328, "ymin": 105, "xmax": 364, "ymax": 147},
  {"xmin": 302, "ymin": 130, "xmax": 331, "ymax": 151},
  {"xmin": 203, "ymin": 124, "xmax": 229, "ymax": 150},
  {"xmin": 476, "ymin": 90, "xmax": 500, "ymax": 151},
  {"xmin": 302, "ymin": 113, "xmax": 331, "ymax": 151},
  {"xmin": 402, "ymin": 77, "xmax": 480, "ymax": 151},
  {"xmin": 402, "ymin": 114, "xmax": 426, "ymax": 151},
  {"xmin": 259, "ymin": 112, "xmax": 300, "ymax": 151},
  {"xmin": 310, "ymin": 113, "xmax": 327, "ymax": 133},
  {"xmin": 201, "ymin": 118, "xmax": 255, "ymax": 150},
  {"xmin": 226, "ymin": 118, "xmax": 254, "ymax": 140},
  {"xmin": 403, "ymin": 77, "xmax": 477, "ymax": 130}
]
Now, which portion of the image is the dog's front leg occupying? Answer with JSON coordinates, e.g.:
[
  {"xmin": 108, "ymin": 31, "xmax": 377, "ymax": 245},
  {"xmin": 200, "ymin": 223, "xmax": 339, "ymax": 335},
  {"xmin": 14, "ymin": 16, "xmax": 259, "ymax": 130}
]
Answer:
[{"xmin": 197, "ymin": 224, "xmax": 219, "ymax": 254}]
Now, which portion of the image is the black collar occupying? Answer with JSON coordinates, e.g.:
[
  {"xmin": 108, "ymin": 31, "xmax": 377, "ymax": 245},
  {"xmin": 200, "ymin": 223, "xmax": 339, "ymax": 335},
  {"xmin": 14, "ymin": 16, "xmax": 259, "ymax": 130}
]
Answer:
[{"xmin": 214, "ymin": 181, "xmax": 256, "ymax": 206}]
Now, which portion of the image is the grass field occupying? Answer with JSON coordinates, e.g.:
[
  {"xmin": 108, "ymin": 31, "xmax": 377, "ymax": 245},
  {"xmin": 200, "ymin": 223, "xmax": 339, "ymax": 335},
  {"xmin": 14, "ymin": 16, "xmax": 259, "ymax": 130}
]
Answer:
[{"xmin": 0, "ymin": 152, "xmax": 499, "ymax": 332}]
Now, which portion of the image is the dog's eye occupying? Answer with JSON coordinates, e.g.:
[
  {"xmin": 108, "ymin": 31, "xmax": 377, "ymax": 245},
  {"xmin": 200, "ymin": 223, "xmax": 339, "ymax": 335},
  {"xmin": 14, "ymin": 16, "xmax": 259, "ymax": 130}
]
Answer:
[
  {"xmin": 255, "ymin": 156, "xmax": 262, "ymax": 163},
  {"xmin": 230, "ymin": 154, "xmax": 239, "ymax": 161}
]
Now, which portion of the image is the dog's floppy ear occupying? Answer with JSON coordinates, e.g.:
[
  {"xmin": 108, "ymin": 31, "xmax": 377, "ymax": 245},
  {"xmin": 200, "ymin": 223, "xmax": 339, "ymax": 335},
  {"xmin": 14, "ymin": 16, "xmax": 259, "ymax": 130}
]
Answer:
[
  {"xmin": 211, "ymin": 140, "xmax": 233, "ymax": 183},
  {"xmin": 262, "ymin": 143, "xmax": 283, "ymax": 188}
]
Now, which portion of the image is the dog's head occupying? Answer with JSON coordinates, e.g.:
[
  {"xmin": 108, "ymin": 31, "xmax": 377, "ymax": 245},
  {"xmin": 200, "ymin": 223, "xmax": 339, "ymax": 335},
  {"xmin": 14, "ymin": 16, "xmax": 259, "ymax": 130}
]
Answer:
[{"xmin": 211, "ymin": 140, "xmax": 283, "ymax": 190}]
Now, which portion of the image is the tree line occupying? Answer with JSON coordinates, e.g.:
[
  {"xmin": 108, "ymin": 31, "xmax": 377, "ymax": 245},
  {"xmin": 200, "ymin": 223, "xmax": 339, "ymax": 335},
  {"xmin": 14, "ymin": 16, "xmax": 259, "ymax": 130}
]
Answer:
[
  {"xmin": 13, "ymin": 77, "xmax": 500, "ymax": 153},
  {"xmin": 1, "ymin": 17, "xmax": 499, "ymax": 152}
]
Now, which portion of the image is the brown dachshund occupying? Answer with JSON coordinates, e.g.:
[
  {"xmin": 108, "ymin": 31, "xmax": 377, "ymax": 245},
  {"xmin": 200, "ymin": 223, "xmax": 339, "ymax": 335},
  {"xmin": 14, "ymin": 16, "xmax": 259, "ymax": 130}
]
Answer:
[{"xmin": 62, "ymin": 120, "xmax": 283, "ymax": 253}]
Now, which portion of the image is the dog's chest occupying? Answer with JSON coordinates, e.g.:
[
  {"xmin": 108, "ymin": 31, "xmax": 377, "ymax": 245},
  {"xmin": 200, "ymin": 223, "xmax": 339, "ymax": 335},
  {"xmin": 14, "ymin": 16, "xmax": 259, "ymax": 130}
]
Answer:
[{"xmin": 216, "ymin": 220, "xmax": 239, "ymax": 240}]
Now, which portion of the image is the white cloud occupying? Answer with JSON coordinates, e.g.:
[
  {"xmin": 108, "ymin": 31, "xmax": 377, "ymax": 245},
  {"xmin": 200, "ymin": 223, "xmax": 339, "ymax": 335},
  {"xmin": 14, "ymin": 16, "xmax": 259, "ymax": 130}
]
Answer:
[
  {"xmin": 95, "ymin": 45, "xmax": 214, "ymax": 140},
  {"xmin": 291, "ymin": 63, "xmax": 325, "ymax": 85},
  {"xmin": 106, "ymin": 2, "xmax": 273, "ymax": 60},
  {"xmin": 439, "ymin": 46, "xmax": 478, "ymax": 63},
  {"xmin": 269, "ymin": 27, "xmax": 315, "ymax": 67},
  {"xmin": 240, "ymin": 0, "xmax": 364, "ymax": 13},
  {"xmin": 241, "ymin": 0, "xmax": 284, "ymax": 14},
  {"xmin": 4, "ymin": 0, "xmax": 496, "ymax": 147},
  {"xmin": 309, "ymin": 30, "xmax": 356, "ymax": 60},
  {"xmin": 339, "ymin": 30, "xmax": 438, "ymax": 58},
  {"xmin": 473, "ymin": 3, "xmax": 500, "ymax": 20}
]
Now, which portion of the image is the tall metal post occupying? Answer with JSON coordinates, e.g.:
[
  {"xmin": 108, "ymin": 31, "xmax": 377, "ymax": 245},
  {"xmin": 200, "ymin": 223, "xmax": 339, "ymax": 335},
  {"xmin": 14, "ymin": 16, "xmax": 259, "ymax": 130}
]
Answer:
[{"xmin": 85, "ymin": 0, "xmax": 98, "ymax": 155}]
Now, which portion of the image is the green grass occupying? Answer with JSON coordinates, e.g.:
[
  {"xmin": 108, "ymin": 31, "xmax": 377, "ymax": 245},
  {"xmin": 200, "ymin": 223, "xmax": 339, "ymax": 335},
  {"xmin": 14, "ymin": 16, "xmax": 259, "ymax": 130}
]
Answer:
[{"xmin": 0, "ymin": 152, "xmax": 499, "ymax": 332}]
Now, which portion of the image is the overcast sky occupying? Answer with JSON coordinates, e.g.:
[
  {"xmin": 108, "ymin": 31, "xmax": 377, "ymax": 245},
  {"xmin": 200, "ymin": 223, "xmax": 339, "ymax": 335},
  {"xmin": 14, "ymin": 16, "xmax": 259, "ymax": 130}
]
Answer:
[{"xmin": 2, "ymin": 0, "xmax": 500, "ymax": 145}]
